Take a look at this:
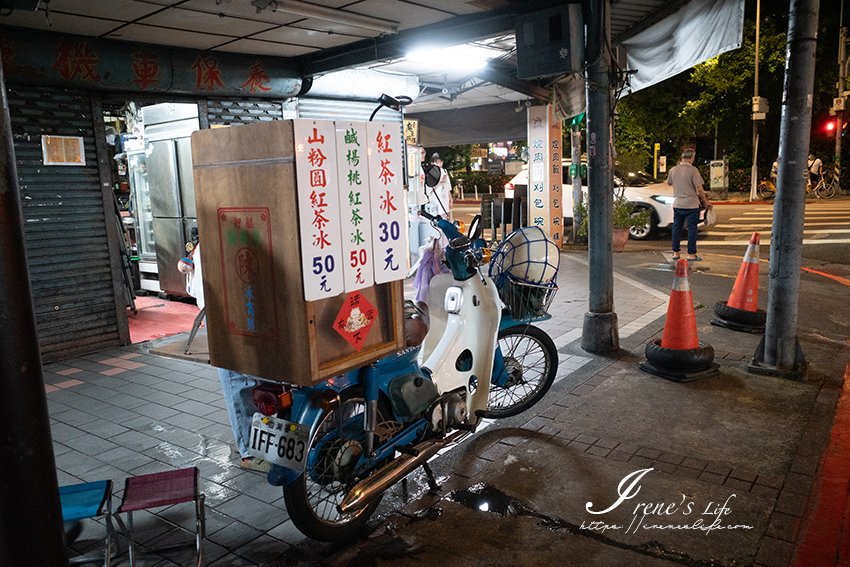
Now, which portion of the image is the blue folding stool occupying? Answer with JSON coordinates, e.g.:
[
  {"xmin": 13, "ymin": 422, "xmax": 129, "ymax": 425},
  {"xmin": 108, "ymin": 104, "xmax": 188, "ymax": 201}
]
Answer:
[{"xmin": 59, "ymin": 480, "xmax": 120, "ymax": 566}]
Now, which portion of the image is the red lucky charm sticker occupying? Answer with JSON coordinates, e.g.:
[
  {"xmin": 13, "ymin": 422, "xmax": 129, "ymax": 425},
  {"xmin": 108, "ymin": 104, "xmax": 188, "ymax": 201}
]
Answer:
[{"xmin": 334, "ymin": 291, "xmax": 377, "ymax": 351}]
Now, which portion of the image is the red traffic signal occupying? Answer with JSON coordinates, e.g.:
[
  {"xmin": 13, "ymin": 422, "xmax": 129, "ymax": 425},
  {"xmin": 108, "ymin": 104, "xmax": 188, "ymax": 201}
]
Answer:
[{"xmin": 826, "ymin": 120, "xmax": 836, "ymax": 133}]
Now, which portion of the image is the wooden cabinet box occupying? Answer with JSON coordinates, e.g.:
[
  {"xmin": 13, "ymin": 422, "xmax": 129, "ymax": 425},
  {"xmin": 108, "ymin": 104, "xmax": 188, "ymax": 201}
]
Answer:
[{"xmin": 191, "ymin": 120, "xmax": 404, "ymax": 385}]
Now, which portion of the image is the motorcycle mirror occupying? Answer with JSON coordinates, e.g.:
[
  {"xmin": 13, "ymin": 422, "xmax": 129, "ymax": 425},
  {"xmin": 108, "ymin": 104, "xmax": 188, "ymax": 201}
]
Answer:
[
  {"xmin": 467, "ymin": 214, "xmax": 482, "ymax": 241},
  {"xmin": 424, "ymin": 164, "xmax": 441, "ymax": 188}
]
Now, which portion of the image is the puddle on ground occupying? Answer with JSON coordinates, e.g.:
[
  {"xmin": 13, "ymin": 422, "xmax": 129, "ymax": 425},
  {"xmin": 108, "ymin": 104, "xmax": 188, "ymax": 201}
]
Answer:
[
  {"xmin": 442, "ymin": 483, "xmax": 727, "ymax": 567},
  {"xmin": 448, "ymin": 482, "xmax": 520, "ymax": 517}
]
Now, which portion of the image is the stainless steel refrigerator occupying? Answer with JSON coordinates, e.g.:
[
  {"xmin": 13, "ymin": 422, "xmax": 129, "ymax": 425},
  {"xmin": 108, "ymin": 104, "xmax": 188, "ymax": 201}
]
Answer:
[{"xmin": 141, "ymin": 103, "xmax": 199, "ymax": 297}]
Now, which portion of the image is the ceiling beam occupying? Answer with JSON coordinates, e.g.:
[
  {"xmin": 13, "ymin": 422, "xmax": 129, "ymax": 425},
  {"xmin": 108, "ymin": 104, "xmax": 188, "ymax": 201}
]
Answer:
[
  {"xmin": 296, "ymin": 0, "xmax": 576, "ymax": 76},
  {"xmin": 473, "ymin": 66, "xmax": 551, "ymax": 101}
]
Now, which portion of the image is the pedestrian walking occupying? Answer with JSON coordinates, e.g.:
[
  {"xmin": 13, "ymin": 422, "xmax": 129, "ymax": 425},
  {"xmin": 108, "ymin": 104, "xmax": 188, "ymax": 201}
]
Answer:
[{"xmin": 667, "ymin": 149, "xmax": 713, "ymax": 262}]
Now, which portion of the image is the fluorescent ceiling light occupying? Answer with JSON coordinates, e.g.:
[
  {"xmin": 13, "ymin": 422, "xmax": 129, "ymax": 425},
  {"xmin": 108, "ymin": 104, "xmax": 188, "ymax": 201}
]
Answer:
[
  {"xmin": 406, "ymin": 45, "xmax": 492, "ymax": 73},
  {"xmin": 251, "ymin": 0, "xmax": 399, "ymax": 35}
]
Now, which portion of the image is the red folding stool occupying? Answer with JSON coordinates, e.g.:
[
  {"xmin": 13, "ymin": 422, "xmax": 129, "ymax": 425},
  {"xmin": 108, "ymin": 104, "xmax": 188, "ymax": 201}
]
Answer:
[{"xmin": 116, "ymin": 467, "xmax": 206, "ymax": 567}]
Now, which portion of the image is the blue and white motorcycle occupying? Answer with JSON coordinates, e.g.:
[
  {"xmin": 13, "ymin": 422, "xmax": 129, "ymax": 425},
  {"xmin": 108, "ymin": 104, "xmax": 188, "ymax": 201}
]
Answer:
[{"xmin": 247, "ymin": 186, "xmax": 561, "ymax": 541}]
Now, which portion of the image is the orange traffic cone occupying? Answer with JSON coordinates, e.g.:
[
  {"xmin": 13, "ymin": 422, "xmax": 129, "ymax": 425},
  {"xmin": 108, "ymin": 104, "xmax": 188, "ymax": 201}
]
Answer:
[
  {"xmin": 660, "ymin": 259, "xmax": 700, "ymax": 350},
  {"xmin": 712, "ymin": 232, "xmax": 766, "ymax": 333},
  {"xmin": 728, "ymin": 233, "xmax": 760, "ymax": 311},
  {"xmin": 640, "ymin": 259, "xmax": 718, "ymax": 382}
]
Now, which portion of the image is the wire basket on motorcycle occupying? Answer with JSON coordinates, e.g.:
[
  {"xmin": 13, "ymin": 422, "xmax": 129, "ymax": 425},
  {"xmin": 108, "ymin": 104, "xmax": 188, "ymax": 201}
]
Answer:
[{"xmin": 489, "ymin": 226, "xmax": 560, "ymax": 320}]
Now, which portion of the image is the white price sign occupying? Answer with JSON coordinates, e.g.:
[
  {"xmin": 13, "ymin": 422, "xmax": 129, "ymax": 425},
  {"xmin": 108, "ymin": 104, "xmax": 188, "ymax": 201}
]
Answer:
[
  {"xmin": 366, "ymin": 122, "xmax": 407, "ymax": 284},
  {"xmin": 335, "ymin": 122, "xmax": 375, "ymax": 291},
  {"xmin": 293, "ymin": 119, "xmax": 344, "ymax": 301}
]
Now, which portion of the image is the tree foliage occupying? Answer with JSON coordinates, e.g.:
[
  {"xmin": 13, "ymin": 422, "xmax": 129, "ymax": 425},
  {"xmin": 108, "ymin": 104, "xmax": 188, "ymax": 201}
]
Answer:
[{"xmin": 615, "ymin": 0, "xmax": 845, "ymax": 173}]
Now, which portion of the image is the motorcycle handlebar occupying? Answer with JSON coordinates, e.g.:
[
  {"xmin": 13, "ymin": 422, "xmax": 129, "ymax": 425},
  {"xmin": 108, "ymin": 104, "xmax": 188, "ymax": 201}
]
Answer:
[{"xmin": 419, "ymin": 205, "xmax": 439, "ymax": 222}]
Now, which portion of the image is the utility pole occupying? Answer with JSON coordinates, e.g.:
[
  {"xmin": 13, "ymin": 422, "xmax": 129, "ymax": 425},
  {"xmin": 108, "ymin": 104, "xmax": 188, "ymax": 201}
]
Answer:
[
  {"xmin": 835, "ymin": 0, "xmax": 846, "ymax": 191},
  {"xmin": 749, "ymin": 0, "xmax": 820, "ymax": 380},
  {"xmin": 750, "ymin": 0, "xmax": 763, "ymax": 201},
  {"xmin": 581, "ymin": 0, "xmax": 619, "ymax": 354},
  {"xmin": 0, "ymin": 53, "xmax": 70, "ymax": 564}
]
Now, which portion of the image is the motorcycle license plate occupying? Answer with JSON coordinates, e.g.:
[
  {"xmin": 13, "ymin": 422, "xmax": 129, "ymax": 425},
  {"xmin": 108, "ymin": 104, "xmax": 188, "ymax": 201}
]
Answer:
[{"xmin": 248, "ymin": 412, "xmax": 310, "ymax": 469}]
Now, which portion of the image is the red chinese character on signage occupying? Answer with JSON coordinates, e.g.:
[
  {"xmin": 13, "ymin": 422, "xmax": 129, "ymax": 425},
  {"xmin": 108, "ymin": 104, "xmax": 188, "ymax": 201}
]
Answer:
[
  {"xmin": 376, "ymin": 131, "xmax": 392, "ymax": 153},
  {"xmin": 379, "ymin": 190, "xmax": 396, "ymax": 215},
  {"xmin": 378, "ymin": 159, "xmax": 394, "ymax": 186},
  {"xmin": 233, "ymin": 217, "xmax": 243, "ymax": 230},
  {"xmin": 308, "ymin": 148, "xmax": 327, "ymax": 167},
  {"xmin": 313, "ymin": 209, "xmax": 329, "ymax": 231},
  {"xmin": 235, "ymin": 248, "xmax": 259, "ymax": 284},
  {"xmin": 308, "ymin": 128, "xmax": 324, "ymax": 144},
  {"xmin": 239, "ymin": 61, "xmax": 271, "ymax": 93},
  {"xmin": 310, "ymin": 170, "xmax": 327, "ymax": 187},
  {"xmin": 310, "ymin": 191, "xmax": 328, "ymax": 209},
  {"xmin": 131, "ymin": 50, "xmax": 160, "ymax": 89},
  {"xmin": 246, "ymin": 217, "xmax": 255, "ymax": 229},
  {"xmin": 53, "ymin": 40, "xmax": 101, "ymax": 82},
  {"xmin": 191, "ymin": 56, "xmax": 225, "ymax": 91},
  {"xmin": 313, "ymin": 231, "xmax": 331, "ymax": 249}
]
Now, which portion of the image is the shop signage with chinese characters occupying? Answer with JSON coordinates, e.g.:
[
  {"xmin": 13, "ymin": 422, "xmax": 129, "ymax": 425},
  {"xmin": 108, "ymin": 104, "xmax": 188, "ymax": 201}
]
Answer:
[
  {"xmin": 403, "ymin": 119, "xmax": 419, "ymax": 145},
  {"xmin": 216, "ymin": 207, "xmax": 279, "ymax": 340},
  {"xmin": 293, "ymin": 119, "xmax": 407, "ymax": 300},
  {"xmin": 366, "ymin": 122, "xmax": 407, "ymax": 284},
  {"xmin": 0, "ymin": 27, "xmax": 302, "ymax": 97},
  {"xmin": 335, "ymin": 122, "xmax": 375, "ymax": 291},
  {"xmin": 527, "ymin": 105, "xmax": 563, "ymax": 248},
  {"xmin": 294, "ymin": 120, "xmax": 345, "ymax": 301}
]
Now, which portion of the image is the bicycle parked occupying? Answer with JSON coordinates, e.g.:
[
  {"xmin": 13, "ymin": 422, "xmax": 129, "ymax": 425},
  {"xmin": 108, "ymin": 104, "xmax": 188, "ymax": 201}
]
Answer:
[
  {"xmin": 813, "ymin": 169, "xmax": 838, "ymax": 199},
  {"xmin": 757, "ymin": 170, "xmax": 838, "ymax": 200}
]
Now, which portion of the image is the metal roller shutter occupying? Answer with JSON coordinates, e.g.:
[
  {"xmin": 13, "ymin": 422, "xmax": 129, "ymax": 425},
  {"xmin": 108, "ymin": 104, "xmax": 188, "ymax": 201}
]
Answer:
[
  {"xmin": 8, "ymin": 86, "xmax": 123, "ymax": 362},
  {"xmin": 207, "ymin": 98, "xmax": 286, "ymax": 126},
  {"xmin": 296, "ymin": 98, "xmax": 403, "ymax": 123}
]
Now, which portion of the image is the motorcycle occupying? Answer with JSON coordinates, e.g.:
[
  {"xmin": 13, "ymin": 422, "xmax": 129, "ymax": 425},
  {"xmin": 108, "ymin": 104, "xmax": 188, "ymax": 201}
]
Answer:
[{"xmin": 246, "ymin": 175, "xmax": 561, "ymax": 541}]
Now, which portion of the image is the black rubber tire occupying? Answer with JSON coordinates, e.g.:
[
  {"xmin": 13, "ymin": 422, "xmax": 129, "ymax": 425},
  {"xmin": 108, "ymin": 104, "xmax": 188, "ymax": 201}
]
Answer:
[
  {"xmin": 481, "ymin": 325, "xmax": 558, "ymax": 419},
  {"xmin": 644, "ymin": 339, "xmax": 714, "ymax": 372},
  {"xmin": 283, "ymin": 389, "xmax": 391, "ymax": 541},
  {"xmin": 713, "ymin": 301, "xmax": 766, "ymax": 327},
  {"xmin": 628, "ymin": 206, "xmax": 657, "ymax": 241}
]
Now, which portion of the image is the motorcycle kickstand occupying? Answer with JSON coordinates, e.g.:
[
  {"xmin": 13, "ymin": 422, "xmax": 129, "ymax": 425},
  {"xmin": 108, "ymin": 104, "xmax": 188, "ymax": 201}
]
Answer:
[{"xmin": 422, "ymin": 462, "xmax": 441, "ymax": 495}]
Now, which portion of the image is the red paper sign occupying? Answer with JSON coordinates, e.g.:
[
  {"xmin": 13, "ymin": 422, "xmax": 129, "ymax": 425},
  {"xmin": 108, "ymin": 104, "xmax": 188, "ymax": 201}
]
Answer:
[{"xmin": 333, "ymin": 291, "xmax": 377, "ymax": 351}]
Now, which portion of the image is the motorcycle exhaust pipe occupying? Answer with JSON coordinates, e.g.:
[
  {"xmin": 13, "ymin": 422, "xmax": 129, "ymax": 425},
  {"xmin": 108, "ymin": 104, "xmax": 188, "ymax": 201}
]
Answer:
[{"xmin": 338, "ymin": 430, "xmax": 467, "ymax": 514}]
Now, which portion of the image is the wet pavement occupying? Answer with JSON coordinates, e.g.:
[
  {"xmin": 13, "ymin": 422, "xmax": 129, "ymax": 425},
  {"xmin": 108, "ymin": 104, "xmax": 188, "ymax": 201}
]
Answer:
[{"xmin": 45, "ymin": 239, "xmax": 850, "ymax": 566}]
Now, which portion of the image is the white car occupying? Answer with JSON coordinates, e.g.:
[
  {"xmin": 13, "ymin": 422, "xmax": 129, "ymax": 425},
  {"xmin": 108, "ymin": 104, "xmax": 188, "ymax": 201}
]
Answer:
[{"xmin": 503, "ymin": 166, "xmax": 700, "ymax": 240}]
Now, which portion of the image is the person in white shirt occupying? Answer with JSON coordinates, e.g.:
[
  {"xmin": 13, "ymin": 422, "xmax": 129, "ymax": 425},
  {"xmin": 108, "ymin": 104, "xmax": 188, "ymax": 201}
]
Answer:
[
  {"xmin": 807, "ymin": 153, "xmax": 823, "ymax": 190},
  {"xmin": 425, "ymin": 152, "xmax": 453, "ymax": 220}
]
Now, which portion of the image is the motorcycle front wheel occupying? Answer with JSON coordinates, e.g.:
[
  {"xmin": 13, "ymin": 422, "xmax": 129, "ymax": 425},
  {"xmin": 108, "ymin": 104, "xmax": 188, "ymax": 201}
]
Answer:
[
  {"xmin": 481, "ymin": 325, "xmax": 558, "ymax": 419},
  {"xmin": 283, "ymin": 389, "xmax": 391, "ymax": 541}
]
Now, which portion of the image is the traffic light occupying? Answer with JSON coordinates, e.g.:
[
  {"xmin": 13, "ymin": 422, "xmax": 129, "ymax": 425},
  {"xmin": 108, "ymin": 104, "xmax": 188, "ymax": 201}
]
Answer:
[{"xmin": 826, "ymin": 120, "xmax": 836, "ymax": 134}]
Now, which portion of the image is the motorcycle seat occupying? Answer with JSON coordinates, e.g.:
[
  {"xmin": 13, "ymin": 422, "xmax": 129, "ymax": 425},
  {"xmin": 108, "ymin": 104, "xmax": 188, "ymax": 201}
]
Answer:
[{"xmin": 403, "ymin": 299, "xmax": 430, "ymax": 348}]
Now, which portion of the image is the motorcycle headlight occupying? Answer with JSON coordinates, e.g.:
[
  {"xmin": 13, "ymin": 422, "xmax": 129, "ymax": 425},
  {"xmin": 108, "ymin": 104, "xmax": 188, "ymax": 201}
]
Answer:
[{"xmin": 652, "ymin": 195, "xmax": 675, "ymax": 205}]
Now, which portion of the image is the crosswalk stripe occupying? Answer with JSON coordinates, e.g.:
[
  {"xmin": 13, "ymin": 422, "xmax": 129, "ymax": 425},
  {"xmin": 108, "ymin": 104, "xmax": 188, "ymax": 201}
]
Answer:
[
  {"xmin": 715, "ymin": 222, "xmax": 850, "ymax": 228},
  {"xmin": 705, "ymin": 229, "xmax": 850, "ymax": 236},
  {"xmin": 732, "ymin": 215, "xmax": 850, "ymax": 221},
  {"xmin": 696, "ymin": 239, "xmax": 850, "ymax": 246}
]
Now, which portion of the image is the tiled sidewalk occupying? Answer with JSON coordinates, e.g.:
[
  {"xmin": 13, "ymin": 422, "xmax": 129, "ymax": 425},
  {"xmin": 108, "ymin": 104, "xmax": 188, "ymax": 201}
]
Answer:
[{"xmin": 47, "ymin": 252, "xmax": 678, "ymax": 566}]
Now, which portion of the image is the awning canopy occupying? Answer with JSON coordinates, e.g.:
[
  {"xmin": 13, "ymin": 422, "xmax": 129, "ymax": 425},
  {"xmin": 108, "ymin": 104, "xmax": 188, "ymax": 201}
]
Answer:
[{"xmin": 407, "ymin": 101, "xmax": 529, "ymax": 147}]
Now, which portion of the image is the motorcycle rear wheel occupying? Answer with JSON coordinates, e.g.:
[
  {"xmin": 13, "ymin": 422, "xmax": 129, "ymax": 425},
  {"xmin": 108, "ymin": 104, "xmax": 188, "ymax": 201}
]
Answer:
[
  {"xmin": 283, "ymin": 389, "xmax": 391, "ymax": 541},
  {"xmin": 481, "ymin": 325, "xmax": 558, "ymax": 419}
]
